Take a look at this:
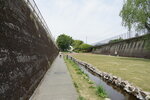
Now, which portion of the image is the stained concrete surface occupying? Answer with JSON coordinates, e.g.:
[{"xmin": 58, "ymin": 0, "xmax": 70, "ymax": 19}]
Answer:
[
  {"xmin": 92, "ymin": 34, "xmax": 150, "ymax": 59},
  {"xmin": 0, "ymin": 0, "xmax": 58, "ymax": 99},
  {"xmin": 30, "ymin": 56, "xmax": 78, "ymax": 100}
]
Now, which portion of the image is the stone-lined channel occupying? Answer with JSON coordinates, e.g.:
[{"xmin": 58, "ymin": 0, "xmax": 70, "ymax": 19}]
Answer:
[{"xmin": 77, "ymin": 64, "xmax": 137, "ymax": 100}]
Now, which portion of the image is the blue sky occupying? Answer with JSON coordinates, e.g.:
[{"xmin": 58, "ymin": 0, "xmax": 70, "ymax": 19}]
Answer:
[{"xmin": 35, "ymin": 0, "xmax": 127, "ymax": 44}]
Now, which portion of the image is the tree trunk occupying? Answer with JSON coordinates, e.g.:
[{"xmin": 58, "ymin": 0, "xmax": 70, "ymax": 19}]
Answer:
[{"xmin": 145, "ymin": 22, "xmax": 150, "ymax": 33}]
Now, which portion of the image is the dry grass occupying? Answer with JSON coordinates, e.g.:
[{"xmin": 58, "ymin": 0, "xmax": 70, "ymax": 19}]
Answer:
[
  {"xmin": 64, "ymin": 57, "xmax": 104, "ymax": 100},
  {"xmin": 72, "ymin": 53, "xmax": 150, "ymax": 92}
]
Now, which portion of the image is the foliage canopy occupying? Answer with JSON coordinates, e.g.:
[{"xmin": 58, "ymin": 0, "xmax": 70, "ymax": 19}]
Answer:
[
  {"xmin": 79, "ymin": 43, "xmax": 92, "ymax": 51},
  {"xmin": 72, "ymin": 40, "xmax": 83, "ymax": 49},
  {"xmin": 120, "ymin": 0, "xmax": 150, "ymax": 32},
  {"xmin": 56, "ymin": 34, "xmax": 92, "ymax": 52},
  {"xmin": 56, "ymin": 34, "xmax": 73, "ymax": 51}
]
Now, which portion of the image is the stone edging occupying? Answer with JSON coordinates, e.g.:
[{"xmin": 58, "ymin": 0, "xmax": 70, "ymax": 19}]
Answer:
[{"xmin": 66, "ymin": 55, "xmax": 150, "ymax": 100}]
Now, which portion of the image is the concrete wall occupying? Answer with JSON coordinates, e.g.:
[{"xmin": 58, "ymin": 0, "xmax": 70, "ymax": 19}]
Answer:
[
  {"xmin": 0, "ymin": 0, "xmax": 58, "ymax": 99},
  {"xmin": 92, "ymin": 34, "xmax": 150, "ymax": 59}
]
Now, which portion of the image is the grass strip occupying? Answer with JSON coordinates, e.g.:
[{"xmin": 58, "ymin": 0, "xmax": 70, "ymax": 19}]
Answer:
[{"xmin": 64, "ymin": 56, "xmax": 107, "ymax": 100}]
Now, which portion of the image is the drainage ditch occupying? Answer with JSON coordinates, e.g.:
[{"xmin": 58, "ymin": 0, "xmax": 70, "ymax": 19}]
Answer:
[{"xmin": 78, "ymin": 64, "xmax": 137, "ymax": 100}]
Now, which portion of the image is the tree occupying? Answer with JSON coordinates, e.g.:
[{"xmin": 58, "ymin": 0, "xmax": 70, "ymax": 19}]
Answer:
[
  {"xmin": 79, "ymin": 43, "xmax": 92, "ymax": 52},
  {"xmin": 72, "ymin": 40, "xmax": 83, "ymax": 49},
  {"xmin": 56, "ymin": 34, "xmax": 73, "ymax": 51},
  {"xmin": 120, "ymin": 0, "xmax": 150, "ymax": 32}
]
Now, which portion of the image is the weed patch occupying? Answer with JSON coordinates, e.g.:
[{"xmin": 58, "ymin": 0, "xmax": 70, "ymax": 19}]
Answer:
[
  {"xmin": 96, "ymin": 86, "xmax": 107, "ymax": 98},
  {"xmin": 78, "ymin": 96, "xmax": 86, "ymax": 100}
]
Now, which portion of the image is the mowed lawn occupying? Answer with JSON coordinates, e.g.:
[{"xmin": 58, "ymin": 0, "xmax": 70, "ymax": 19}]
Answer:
[{"xmin": 72, "ymin": 53, "xmax": 150, "ymax": 92}]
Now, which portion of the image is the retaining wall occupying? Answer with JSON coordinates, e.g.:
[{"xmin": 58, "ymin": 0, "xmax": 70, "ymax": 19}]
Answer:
[
  {"xmin": 0, "ymin": 0, "xmax": 58, "ymax": 99},
  {"xmin": 92, "ymin": 35, "xmax": 150, "ymax": 59}
]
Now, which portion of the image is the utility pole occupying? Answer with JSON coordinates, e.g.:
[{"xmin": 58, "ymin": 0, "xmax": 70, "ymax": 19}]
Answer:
[{"xmin": 86, "ymin": 36, "xmax": 87, "ymax": 44}]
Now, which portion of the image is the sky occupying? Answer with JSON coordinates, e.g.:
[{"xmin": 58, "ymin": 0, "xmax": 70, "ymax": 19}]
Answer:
[{"xmin": 35, "ymin": 0, "xmax": 127, "ymax": 44}]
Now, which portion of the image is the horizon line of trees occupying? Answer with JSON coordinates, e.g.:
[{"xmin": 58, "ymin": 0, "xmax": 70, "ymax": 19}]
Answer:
[{"xmin": 56, "ymin": 34, "xmax": 92, "ymax": 52}]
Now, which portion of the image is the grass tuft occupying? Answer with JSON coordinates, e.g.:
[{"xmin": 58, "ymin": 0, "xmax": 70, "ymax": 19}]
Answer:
[
  {"xmin": 88, "ymin": 80, "xmax": 94, "ymax": 84},
  {"xmin": 96, "ymin": 86, "xmax": 107, "ymax": 98},
  {"xmin": 74, "ymin": 82, "xmax": 78, "ymax": 88},
  {"xmin": 78, "ymin": 96, "xmax": 86, "ymax": 100},
  {"xmin": 89, "ymin": 85, "xmax": 95, "ymax": 89}
]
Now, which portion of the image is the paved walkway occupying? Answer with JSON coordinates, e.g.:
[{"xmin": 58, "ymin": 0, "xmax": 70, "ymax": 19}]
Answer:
[{"xmin": 30, "ymin": 56, "xmax": 78, "ymax": 100}]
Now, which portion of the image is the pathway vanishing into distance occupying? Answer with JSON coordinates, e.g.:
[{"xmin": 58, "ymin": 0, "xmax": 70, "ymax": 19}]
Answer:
[{"xmin": 30, "ymin": 56, "xmax": 78, "ymax": 100}]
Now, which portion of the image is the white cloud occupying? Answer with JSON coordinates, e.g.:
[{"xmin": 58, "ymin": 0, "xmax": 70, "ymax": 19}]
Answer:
[{"xmin": 35, "ymin": 0, "xmax": 127, "ymax": 44}]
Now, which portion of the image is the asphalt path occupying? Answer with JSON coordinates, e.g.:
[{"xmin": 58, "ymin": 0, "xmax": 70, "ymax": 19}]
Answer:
[{"xmin": 30, "ymin": 55, "xmax": 78, "ymax": 100}]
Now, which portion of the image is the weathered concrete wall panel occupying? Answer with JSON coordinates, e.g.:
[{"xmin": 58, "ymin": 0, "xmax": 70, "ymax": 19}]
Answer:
[
  {"xmin": 0, "ymin": 0, "xmax": 58, "ymax": 99},
  {"xmin": 92, "ymin": 35, "xmax": 150, "ymax": 59}
]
